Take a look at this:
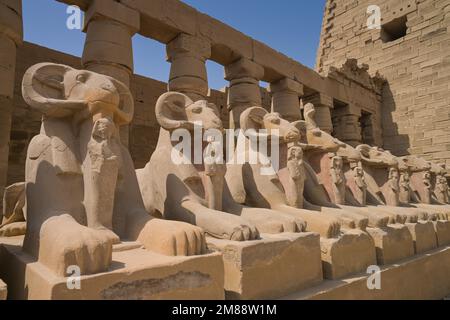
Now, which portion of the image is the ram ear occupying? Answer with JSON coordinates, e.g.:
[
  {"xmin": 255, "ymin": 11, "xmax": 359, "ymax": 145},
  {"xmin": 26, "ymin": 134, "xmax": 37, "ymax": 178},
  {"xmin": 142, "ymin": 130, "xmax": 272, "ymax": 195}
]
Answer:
[
  {"xmin": 22, "ymin": 63, "xmax": 86, "ymax": 117},
  {"xmin": 240, "ymin": 107, "xmax": 267, "ymax": 132},
  {"xmin": 155, "ymin": 92, "xmax": 193, "ymax": 131},
  {"xmin": 109, "ymin": 77, "xmax": 134, "ymax": 126},
  {"xmin": 356, "ymin": 144, "xmax": 371, "ymax": 156}
]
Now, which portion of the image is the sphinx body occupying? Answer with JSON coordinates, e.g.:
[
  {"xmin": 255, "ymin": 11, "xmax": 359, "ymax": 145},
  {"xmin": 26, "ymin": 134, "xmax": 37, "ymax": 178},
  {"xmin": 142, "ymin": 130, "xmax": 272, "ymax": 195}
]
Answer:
[
  {"xmin": 137, "ymin": 92, "xmax": 305, "ymax": 242},
  {"xmin": 19, "ymin": 63, "xmax": 207, "ymax": 277}
]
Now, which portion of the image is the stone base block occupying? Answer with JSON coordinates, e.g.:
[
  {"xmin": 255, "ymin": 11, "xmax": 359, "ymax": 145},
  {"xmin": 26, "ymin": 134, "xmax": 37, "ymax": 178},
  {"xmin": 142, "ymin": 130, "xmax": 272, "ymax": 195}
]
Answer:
[
  {"xmin": 207, "ymin": 232, "xmax": 322, "ymax": 300},
  {"xmin": 282, "ymin": 245, "xmax": 450, "ymax": 300},
  {"xmin": 321, "ymin": 229, "xmax": 376, "ymax": 280},
  {"xmin": 405, "ymin": 221, "xmax": 438, "ymax": 254},
  {"xmin": 434, "ymin": 220, "xmax": 450, "ymax": 246},
  {"xmin": 0, "ymin": 279, "xmax": 6, "ymax": 300},
  {"xmin": 0, "ymin": 236, "xmax": 224, "ymax": 300},
  {"xmin": 366, "ymin": 224, "xmax": 415, "ymax": 265}
]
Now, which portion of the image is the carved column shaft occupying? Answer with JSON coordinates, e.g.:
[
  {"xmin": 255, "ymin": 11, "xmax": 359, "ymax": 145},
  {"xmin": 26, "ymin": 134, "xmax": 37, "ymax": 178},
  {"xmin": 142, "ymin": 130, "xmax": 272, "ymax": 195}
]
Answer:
[
  {"xmin": 82, "ymin": 0, "xmax": 139, "ymax": 146},
  {"xmin": 0, "ymin": 0, "xmax": 22, "ymax": 208},
  {"xmin": 269, "ymin": 78, "xmax": 303, "ymax": 122},
  {"xmin": 166, "ymin": 34, "xmax": 211, "ymax": 102},
  {"xmin": 331, "ymin": 103, "xmax": 362, "ymax": 146},
  {"xmin": 225, "ymin": 58, "xmax": 264, "ymax": 129},
  {"xmin": 302, "ymin": 92, "xmax": 333, "ymax": 133}
]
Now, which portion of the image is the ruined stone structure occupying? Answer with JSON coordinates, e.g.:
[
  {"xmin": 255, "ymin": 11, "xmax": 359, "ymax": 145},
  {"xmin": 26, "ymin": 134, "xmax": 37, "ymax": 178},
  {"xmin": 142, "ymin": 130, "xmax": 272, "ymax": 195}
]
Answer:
[
  {"xmin": 317, "ymin": 0, "xmax": 450, "ymax": 170},
  {"xmin": 0, "ymin": 0, "xmax": 450, "ymax": 301}
]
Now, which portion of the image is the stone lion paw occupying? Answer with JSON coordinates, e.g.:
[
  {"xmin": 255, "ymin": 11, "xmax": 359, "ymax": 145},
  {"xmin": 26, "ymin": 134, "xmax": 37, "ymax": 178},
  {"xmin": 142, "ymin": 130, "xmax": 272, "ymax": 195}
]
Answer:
[
  {"xmin": 138, "ymin": 218, "xmax": 207, "ymax": 256},
  {"xmin": 217, "ymin": 214, "xmax": 259, "ymax": 241},
  {"xmin": 229, "ymin": 224, "xmax": 260, "ymax": 241},
  {"xmin": 38, "ymin": 214, "xmax": 113, "ymax": 276}
]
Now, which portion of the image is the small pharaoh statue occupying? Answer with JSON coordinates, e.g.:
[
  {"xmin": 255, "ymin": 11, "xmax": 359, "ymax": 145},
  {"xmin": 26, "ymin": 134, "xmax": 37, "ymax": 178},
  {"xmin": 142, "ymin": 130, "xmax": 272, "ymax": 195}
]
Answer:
[
  {"xmin": 399, "ymin": 171, "xmax": 411, "ymax": 203},
  {"xmin": 387, "ymin": 167, "xmax": 400, "ymax": 205},
  {"xmin": 435, "ymin": 173, "xmax": 449, "ymax": 204},
  {"xmin": 330, "ymin": 155, "xmax": 346, "ymax": 205},
  {"xmin": 353, "ymin": 165, "xmax": 367, "ymax": 205},
  {"xmin": 203, "ymin": 139, "xmax": 226, "ymax": 211},
  {"xmin": 423, "ymin": 171, "xmax": 432, "ymax": 203},
  {"xmin": 286, "ymin": 144, "xmax": 306, "ymax": 208}
]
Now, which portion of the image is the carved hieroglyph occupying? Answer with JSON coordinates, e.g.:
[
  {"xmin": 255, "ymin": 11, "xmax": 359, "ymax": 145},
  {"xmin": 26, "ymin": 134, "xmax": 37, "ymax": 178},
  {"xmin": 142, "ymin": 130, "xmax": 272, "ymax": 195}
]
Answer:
[
  {"xmin": 21, "ymin": 63, "xmax": 207, "ymax": 277},
  {"xmin": 137, "ymin": 92, "xmax": 304, "ymax": 242}
]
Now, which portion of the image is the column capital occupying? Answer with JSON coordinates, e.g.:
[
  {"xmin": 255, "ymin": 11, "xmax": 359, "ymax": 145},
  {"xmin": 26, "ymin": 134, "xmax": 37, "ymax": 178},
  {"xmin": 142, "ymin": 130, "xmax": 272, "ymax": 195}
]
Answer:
[
  {"xmin": 83, "ymin": 0, "xmax": 140, "ymax": 34},
  {"xmin": 166, "ymin": 33, "xmax": 211, "ymax": 62},
  {"xmin": 0, "ymin": 0, "xmax": 23, "ymax": 46},
  {"xmin": 225, "ymin": 58, "xmax": 264, "ymax": 81},
  {"xmin": 269, "ymin": 78, "xmax": 303, "ymax": 96}
]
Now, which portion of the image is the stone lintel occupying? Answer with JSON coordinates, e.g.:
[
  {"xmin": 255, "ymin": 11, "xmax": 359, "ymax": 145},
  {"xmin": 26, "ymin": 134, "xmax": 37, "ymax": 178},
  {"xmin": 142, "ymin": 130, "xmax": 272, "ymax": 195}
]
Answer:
[
  {"xmin": 225, "ymin": 57, "xmax": 264, "ymax": 81},
  {"xmin": 83, "ymin": 0, "xmax": 140, "ymax": 34},
  {"xmin": 166, "ymin": 33, "xmax": 211, "ymax": 62},
  {"xmin": 304, "ymin": 92, "xmax": 333, "ymax": 108},
  {"xmin": 269, "ymin": 78, "xmax": 303, "ymax": 96}
]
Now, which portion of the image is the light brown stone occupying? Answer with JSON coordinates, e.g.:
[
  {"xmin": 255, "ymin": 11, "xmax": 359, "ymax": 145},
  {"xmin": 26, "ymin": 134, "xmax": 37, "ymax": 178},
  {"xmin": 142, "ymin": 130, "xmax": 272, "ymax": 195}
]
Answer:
[
  {"xmin": 0, "ymin": 236, "xmax": 224, "ymax": 300},
  {"xmin": 321, "ymin": 229, "xmax": 376, "ymax": 279},
  {"xmin": 283, "ymin": 245, "xmax": 450, "ymax": 300},
  {"xmin": 405, "ymin": 221, "xmax": 438, "ymax": 254},
  {"xmin": 366, "ymin": 224, "xmax": 415, "ymax": 265},
  {"xmin": 207, "ymin": 233, "xmax": 323, "ymax": 300},
  {"xmin": 0, "ymin": 278, "xmax": 6, "ymax": 300}
]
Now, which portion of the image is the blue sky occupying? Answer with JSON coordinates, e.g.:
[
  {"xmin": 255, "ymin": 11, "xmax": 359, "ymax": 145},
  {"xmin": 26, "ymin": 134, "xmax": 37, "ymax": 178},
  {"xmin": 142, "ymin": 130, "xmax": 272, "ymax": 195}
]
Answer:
[{"xmin": 23, "ymin": 0, "xmax": 326, "ymax": 89}]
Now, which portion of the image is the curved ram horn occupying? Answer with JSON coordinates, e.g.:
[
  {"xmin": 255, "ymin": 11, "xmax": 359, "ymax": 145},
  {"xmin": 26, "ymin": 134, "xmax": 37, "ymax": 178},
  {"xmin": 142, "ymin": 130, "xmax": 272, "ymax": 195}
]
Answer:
[
  {"xmin": 22, "ymin": 63, "xmax": 86, "ymax": 118},
  {"xmin": 155, "ymin": 91, "xmax": 193, "ymax": 131},
  {"xmin": 240, "ymin": 106, "xmax": 268, "ymax": 132},
  {"xmin": 303, "ymin": 103, "xmax": 318, "ymax": 130},
  {"xmin": 108, "ymin": 77, "xmax": 134, "ymax": 126},
  {"xmin": 355, "ymin": 144, "xmax": 371, "ymax": 156}
]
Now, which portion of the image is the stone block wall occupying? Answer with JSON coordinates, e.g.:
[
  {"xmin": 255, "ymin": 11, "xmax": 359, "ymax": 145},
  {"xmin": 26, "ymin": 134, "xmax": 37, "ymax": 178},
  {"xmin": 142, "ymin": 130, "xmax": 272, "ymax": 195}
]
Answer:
[{"xmin": 316, "ymin": 0, "xmax": 450, "ymax": 168}]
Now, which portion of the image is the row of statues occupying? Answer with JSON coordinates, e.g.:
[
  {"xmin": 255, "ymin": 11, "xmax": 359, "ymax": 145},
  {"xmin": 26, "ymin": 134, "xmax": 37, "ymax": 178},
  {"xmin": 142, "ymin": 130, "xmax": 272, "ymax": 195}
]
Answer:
[{"xmin": 1, "ymin": 63, "xmax": 449, "ymax": 288}]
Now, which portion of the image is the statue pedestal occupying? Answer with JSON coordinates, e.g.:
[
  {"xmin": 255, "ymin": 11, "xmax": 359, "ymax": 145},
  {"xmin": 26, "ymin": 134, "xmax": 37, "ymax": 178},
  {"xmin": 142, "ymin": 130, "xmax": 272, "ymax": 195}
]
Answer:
[
  {"xmin": 434, "ymin": 220, "xmax": 450, "ymax": 246},
  {"xmin": 366, "ymin": 224, "xmax": 415, "ymax": 265},
  {"xmin": 0, "ymin": 279, "xmax": 6, "ymax": 300},
  {"xmin": 282, "ymin": 245, "xmax": 450, "ymax": 300},
  {"xmin": 0, "ymin": 236, "xmax": 224, "ymax": 300},
  {"xmin": 405, "ymin": 221, "xmax": 437, "ymax": 254},
  {"xmin": 207, "ymin": 232, "xmax": 323, "ymax": 300},
  {"xmin": 321, "ymin": 229, "xmax": 376, "ymax": 280}
]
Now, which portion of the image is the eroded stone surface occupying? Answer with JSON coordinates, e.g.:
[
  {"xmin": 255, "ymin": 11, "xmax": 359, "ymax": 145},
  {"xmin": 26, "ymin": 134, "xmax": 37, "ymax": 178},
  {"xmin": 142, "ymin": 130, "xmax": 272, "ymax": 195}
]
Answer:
[{"xmin": 207, "ymin": 233, "xmax": 323, "ymax": 300}]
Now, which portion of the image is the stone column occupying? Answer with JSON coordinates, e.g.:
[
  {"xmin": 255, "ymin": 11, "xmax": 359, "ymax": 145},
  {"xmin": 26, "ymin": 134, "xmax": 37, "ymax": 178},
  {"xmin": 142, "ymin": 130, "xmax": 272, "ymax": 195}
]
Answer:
[
  {"xmin": 166, "ymin": 34, "xmax": 211, "ymax": 102},
  {"xmin": 332, "ymin": 103, "xmax": 362, "ymax": 146},
  {"xmin": 0, "ymin": 0, "xmax": 23, "ymax": 206},
  {"xmin": 82, "ymin": 0, "xmax": 139, "ymax": 147},
  {"xmin": 225, "ymin": 58, "xmax": 264, "ymax": 129},
  {"xmin": 302, "ymin": 92, "xmax": 333, "ymax": 133},
  {"xmin": 269, "ymin": 78, "xmax": 303, "ymax": 122}
]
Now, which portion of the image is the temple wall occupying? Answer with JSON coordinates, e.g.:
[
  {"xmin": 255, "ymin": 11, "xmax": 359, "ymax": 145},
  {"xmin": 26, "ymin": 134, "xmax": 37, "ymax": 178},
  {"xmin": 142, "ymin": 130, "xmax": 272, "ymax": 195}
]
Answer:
[{"xmin": 317, "ymin": 0, "xmax": 450, "ymax": 168}]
